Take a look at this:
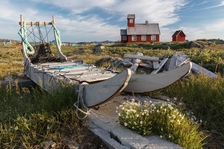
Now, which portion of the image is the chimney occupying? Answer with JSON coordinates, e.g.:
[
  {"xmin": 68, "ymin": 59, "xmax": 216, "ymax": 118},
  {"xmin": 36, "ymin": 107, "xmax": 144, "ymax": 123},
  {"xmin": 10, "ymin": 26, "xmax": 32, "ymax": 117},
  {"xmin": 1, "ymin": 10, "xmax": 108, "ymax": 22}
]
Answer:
[{"xmin": 145, "ymin": 20, "xmax": 148, "ymax": 25}]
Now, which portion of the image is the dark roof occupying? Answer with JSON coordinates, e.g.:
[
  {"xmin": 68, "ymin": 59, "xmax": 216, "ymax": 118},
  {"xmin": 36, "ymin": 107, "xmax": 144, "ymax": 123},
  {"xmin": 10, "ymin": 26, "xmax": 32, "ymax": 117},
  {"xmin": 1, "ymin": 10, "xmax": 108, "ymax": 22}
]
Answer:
[
  {"xmin": 172, "ymin": 30, "xmax": 186, "ymax": 37},
  {"xmin": 120, "ymin": 29, "xmax": 127, "ymax": 35}
]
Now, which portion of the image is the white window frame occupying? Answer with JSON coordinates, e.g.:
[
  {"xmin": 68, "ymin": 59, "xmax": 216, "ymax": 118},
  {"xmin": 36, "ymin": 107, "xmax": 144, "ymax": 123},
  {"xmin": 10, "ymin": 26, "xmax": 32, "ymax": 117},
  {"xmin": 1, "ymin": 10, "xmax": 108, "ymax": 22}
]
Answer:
[
  {"xmin": 122, "ymin": 36, "xmax": 127, "ymax": 41},
  {"xmin": 129, "ymin": 19, "xmax": 133, "ymax": 23},
  {"xmin": 141, "ymin": 35, "xmax": 146, "ymax": 41},
  {"xmin": 132, "ymin": 35, "xmax": 137, "ymax": 41},
  {"xmin": 151, "ymin": 35, "xmax": 156, "ymax": 41}
]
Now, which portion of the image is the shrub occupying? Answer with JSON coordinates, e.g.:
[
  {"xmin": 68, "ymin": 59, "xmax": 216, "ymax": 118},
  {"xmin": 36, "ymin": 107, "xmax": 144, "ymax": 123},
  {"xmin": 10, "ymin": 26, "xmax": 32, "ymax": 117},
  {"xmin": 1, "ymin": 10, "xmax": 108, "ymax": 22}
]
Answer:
[{"xmin": 117, "ymin": 99, "xmax": 207, "ymax": 149}]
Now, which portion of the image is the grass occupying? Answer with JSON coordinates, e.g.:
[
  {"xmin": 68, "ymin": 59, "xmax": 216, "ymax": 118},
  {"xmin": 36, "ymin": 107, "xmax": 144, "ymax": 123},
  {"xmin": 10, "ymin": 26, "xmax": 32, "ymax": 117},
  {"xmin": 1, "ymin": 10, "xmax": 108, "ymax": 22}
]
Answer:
[
  {"xmin": 1, "ymin": 41, "xmax": 224, "ymax": 148},
  {"xmin": 160, "ymin": 74, "xmax": 224, "ymax": 148},
  {"xmin": 0, "ymin": 44, "xmax": 23, "ymax": 79},
  {"xmin": 0, "ymin": 83, "xmax": 90, "ymax": 148}
]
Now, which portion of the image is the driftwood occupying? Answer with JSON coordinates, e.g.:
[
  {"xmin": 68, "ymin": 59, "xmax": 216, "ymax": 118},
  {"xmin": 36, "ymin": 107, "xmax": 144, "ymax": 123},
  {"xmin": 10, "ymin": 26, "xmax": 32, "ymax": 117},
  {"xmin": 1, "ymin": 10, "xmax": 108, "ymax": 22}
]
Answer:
[
  {"xmin": 107, "ymin": 51, "xmax": 217, "ymax": 78},
  {"xmin": 151, "ymin": 58, "xmax": 168, "ymax": 74},
  {"xmin": 175, "ymin": 54, "xmax": 217, "ymax": 79},
  {"xmin": 123, "ymin": 54, "xmax": 159, "ymax": 61}
]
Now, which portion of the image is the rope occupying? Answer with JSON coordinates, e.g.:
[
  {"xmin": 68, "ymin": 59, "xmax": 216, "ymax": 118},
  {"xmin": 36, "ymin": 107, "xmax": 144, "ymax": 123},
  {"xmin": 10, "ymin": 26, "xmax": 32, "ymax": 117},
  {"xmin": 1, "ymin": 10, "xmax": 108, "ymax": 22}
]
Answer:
[
  {"xmin": 18, "ymin": 21, "xmax": 35, "ymax": 55},
  {"xmin": 74, "ymin": 85, "xmax": 91, "ymax": 120},
  {"xmin": 74, "ymin": 84, "xmax": 111, "ymax": 122},
  {"xmin": 52, "ymin": 22, "xmax": 61, "ymax": 47}
]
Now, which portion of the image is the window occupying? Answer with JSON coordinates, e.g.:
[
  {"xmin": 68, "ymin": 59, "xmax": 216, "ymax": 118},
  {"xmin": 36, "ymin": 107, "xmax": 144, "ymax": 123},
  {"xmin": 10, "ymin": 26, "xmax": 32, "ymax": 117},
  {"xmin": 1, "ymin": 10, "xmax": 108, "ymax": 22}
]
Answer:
[
  {"xmin": 122, "ymin": 36, "xmax": 127, "ymax": 41},
  {"xmin": 129, "ymin": 19, "xmax": 133, "ymax": 23},
  {"xmin": 132, "ymin": 35, "xmax": 137, "ymax": 41},
  {"xmin": 141, "ymin": 35, "xmax": 146, "ymax": 41},
  {"xmin": 151, "ymin": 35, "xmax": 156, "ymax": 41}
]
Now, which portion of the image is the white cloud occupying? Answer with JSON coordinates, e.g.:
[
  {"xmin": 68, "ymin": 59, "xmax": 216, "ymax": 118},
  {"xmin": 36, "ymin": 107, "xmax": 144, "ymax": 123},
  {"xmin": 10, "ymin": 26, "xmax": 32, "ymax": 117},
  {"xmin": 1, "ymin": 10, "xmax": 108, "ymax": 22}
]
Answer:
[
  {"xmin": 31, "ymin": 0, "xmax": 118, "ymax": 14},
  {"xmin": 30, "ymin": 0, "xmax": 186, "ymax": 26},
  {"xmin": 103, "ymin": 0, "xmax": 187, "ymax": 26},
  {"xmin": 204, "ymin": 19, "xmax": 224, "ymax": 32},
  {"xmin": 55, "ymin": 16, "xmax": 120, "ymax": 42}
]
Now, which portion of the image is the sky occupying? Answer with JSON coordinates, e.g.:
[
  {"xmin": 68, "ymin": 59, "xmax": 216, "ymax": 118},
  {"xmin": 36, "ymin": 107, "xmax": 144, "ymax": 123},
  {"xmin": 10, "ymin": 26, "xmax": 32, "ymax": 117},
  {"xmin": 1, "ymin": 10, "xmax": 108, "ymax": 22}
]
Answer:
[{"xmin": 0, "ymin": 0, "xmax": 224, "ymax": 42}]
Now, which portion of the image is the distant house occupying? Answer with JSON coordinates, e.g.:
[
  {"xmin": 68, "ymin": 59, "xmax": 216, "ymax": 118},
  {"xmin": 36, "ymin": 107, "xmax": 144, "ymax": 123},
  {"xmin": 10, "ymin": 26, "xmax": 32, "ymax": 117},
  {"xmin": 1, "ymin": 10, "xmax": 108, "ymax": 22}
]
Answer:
[
  {"xmin": 2, "ymin": 40, "xmax": 12, "ymax": 45},
  {"xmin": 172, "ymin": 30, "xmax": 186, "ymax": 42},
  {"xmin": 120, "ymin": 14, "xmax": 160, "ymax": 43}
]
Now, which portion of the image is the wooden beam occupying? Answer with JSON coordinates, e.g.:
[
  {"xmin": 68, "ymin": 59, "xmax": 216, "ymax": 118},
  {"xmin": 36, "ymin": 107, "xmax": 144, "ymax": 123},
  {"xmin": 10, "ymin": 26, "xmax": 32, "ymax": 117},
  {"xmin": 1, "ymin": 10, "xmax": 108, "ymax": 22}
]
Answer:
[
  {"xmin": 124, "ymin": 54, "xmax": 159, "ymax": 61},
  {"xmin": 19, "ymin": 22, "xmax": 53, "ymax": 25}
]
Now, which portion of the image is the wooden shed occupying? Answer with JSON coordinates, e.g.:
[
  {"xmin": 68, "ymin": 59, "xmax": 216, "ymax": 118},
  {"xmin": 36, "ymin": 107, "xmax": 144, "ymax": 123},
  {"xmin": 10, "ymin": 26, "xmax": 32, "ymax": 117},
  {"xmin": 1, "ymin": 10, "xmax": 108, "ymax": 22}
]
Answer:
[
  {"xmin": 120, "ymin": 14, "xmax": 160, "ymax": 43},
  {"xmin": 172, "ymin": 30, "xmax": 186, "ymax": 42}
]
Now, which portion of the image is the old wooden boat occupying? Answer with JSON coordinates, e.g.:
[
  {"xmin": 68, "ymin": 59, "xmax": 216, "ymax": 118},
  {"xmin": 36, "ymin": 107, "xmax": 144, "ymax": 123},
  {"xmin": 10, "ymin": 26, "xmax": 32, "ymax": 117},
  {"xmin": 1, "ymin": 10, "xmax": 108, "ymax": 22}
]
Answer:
[{"xmin": 18, "ymin": 14, "xmax": 131, "ymax": 107}]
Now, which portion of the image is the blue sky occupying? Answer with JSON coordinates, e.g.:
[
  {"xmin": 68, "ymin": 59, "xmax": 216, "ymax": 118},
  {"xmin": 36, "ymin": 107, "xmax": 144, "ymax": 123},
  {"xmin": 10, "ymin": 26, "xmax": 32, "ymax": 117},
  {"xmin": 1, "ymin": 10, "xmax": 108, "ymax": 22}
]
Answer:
[{"xmin": 0, "ymin": 0, "xmax": 224, "ymax": 42}]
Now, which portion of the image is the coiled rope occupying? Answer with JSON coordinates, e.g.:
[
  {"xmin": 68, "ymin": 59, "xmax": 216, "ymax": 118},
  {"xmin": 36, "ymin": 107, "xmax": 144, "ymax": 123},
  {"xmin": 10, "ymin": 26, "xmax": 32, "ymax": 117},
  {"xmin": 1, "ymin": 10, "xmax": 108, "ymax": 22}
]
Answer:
[{"xmin": 18, "ymin": 21, "xmax": 35, "ymax": 55}]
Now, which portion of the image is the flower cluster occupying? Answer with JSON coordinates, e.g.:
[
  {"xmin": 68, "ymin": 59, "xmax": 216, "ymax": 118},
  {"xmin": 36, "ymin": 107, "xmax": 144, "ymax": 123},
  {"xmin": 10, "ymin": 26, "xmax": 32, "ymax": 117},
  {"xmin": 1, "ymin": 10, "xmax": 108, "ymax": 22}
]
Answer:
[
  {"xmin": 117, "ymin": 99, "xmax": 205, "ymax": 148},
  {"xmin": 116, "ymin": 99, "xmax": 152, "ymax": 135}
]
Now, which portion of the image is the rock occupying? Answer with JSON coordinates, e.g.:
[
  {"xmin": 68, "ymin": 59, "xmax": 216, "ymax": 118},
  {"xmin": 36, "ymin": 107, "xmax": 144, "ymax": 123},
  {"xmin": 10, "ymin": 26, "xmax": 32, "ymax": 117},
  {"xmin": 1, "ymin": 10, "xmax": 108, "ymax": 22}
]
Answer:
[
  {"xmin": 43, "ymin": 141, "xmax": 56, "ymax": 149},
  {"xmin": 65, "ymin": 141, "xmax": 79, "ymax": 149}
]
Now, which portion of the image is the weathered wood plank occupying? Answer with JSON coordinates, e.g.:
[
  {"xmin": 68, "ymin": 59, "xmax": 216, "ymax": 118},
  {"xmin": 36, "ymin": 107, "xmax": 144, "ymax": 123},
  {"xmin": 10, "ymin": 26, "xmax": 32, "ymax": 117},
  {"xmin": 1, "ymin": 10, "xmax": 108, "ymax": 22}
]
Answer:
[
  {"xmin": 130, "ymin": 59, "xmax": 141, "ymax": 72},
  {"xmin": 176, "ymin": 54, "xmax": 217, "ymax": 78},
  {"xmin": 19, "ymin": 22, "xmax": 53, "ymax": 25},
  {"xmin": 151, "ymin": 58, "xmax": 169, "ymax": 74},
  {"xmin": 139, "ymin": 62, "xmax": 153, "ymax": 68},
  {"xmin": 191, "ymin": 62, "xmax": 217, "ymax": 79},
  {"xmin": 124, "ymin": 54, "xmax": 159, "ymax": 61},
  {"xmin": 152, "ymin": 61, "xmax": 160, "ymax": 70},
  {"xmin": 167, "ymin": 52, "xmax": 177, "ymax": 71}
]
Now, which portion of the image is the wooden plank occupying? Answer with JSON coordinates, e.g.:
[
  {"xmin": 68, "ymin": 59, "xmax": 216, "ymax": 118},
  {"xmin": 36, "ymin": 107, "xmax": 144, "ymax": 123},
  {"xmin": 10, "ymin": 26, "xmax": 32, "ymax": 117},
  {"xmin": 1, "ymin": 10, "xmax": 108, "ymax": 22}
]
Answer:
[
  {"xmin": 19, "ymin": 22, "xmax": 53, "ymax": 25},
  {"xmin": 167, "ymin": 52, "xmax": 177, "ymax": 71},
  {"xmin": 176, "ymin": 54, "xmax": 217, "ymax": 78},
  {"xmin": 191, "ymin": 62, "xmax": 217, "ymax": 79},
  {"xmin": 124, "ymin": 62, "xmax": 192, "ymax": 93},
  {"xmin": 124, "ymin": 54, "xmax": 159, "ymax": 61},
  {"xmin": 139, "ymin": 62, "xmax": 153, "ymax": 68},
  {"xmin": 130, "ymin": 59, "xmax": 141, "ymax": 72},
  {"xmin": 152, "ymin": 61, "xmax": 160, "ymax": 70},
  {"xmin": 151, "ymin": 58, "xmax": 169, "ymax": 74}
]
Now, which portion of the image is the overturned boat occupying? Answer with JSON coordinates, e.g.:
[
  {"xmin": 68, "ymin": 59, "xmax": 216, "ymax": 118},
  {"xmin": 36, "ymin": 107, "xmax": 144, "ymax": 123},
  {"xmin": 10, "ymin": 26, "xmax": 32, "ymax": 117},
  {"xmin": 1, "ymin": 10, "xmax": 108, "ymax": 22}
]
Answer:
[{"xmin": 18, "ymin": 15, "xmax": 191, "ymax": 108}]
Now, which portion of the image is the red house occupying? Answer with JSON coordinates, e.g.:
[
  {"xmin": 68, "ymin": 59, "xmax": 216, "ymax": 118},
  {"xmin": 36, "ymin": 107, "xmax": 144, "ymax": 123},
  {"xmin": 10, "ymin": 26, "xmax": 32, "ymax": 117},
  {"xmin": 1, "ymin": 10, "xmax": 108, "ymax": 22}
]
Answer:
[
  {"xmin": 120, "ymin": 14, "xmax": 160, "ymax": 43},
  {"xmin": 172, "ymin": 30, "xmax": 186, "ymax": 42}
]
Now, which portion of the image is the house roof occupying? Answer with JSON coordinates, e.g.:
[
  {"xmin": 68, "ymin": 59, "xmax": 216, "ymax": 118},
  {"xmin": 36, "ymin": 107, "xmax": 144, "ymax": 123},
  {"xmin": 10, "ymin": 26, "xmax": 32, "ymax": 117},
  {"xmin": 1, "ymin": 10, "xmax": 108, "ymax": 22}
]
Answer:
[
  {"xmin": 172, "ymin": 30, "xmax": 186, "ymax": 37},
  {"xmin": 127, "ymin": 14, "xmax": 135, "ymax": 19},
  {"xmin": 126, "ymin": 23, "xmax": 160, "ymax": 35},
  {"xmin": 120, "ymin": 29, "xmax": 127, "ymax": 35}
]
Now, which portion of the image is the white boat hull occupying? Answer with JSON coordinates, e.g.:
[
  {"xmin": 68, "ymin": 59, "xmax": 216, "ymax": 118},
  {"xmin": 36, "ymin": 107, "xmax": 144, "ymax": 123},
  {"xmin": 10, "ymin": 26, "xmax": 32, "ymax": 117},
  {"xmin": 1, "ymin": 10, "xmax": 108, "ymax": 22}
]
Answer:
[
  {"xmin": 124, "ymin": 62, "xmax": 192, "ymax": 93},
  {"xmin": 83, "ymin": 69, "xmax": 131, "ymax": 107}
]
